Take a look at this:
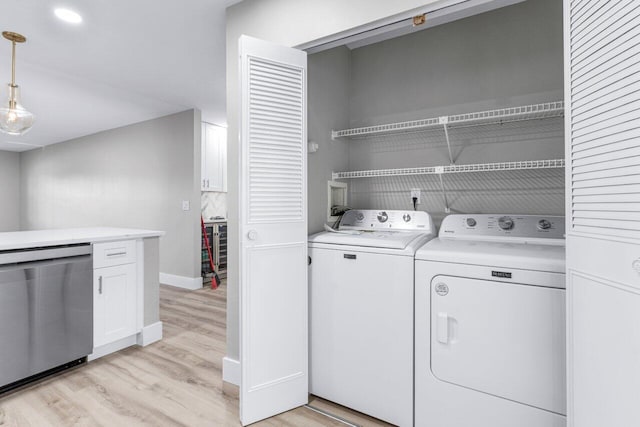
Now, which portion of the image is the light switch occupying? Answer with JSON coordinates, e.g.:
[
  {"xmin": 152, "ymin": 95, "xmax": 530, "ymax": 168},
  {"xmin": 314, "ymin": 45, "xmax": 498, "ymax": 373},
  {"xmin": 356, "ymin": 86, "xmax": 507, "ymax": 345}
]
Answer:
[{"xmin": 182, "ymin": 201, "xmax": 190, "ymax": 211}]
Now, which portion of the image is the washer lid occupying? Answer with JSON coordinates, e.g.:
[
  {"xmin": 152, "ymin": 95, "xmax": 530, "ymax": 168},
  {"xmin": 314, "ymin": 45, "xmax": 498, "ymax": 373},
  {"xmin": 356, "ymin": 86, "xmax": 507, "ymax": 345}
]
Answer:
[
  {"xmin": 415, "ymin": 238, "xmax": 565, "ymax": 273},
  {"xmin": 309, "ymin": 230, "xmax": 430, "ymax": 250}
]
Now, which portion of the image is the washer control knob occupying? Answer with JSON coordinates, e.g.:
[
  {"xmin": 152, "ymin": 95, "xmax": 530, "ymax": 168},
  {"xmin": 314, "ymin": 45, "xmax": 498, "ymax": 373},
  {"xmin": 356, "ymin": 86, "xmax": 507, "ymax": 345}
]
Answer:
[
  {"xmin": 466, "ymin": 218, "xmax": 477, "ymax": 227},
  {"xmin": 498, "ymin": 216, "xmax": 514, "ymax": 231},
  {"xmin": 356, "ymin": 212, "xmax": 365, "ymax": 221},
  {"xmin": 403, "ymin": 214, "xmax": 411, "ymax": 222},
  {"xmin": 538, "ymin": 219, "xmax": 552, "ymax": 230},
  {"xmin": 377, "ymin": 211, "xmax": 388, "ymax": 223}
]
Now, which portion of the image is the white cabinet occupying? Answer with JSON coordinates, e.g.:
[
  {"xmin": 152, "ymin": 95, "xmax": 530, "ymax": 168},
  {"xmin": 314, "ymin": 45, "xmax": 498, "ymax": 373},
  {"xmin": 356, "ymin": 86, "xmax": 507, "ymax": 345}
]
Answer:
[
  {"xmin": 91, "ymin": 239, "xmax": 142, "ymax": 359},
  {"xmin": 93, "ymin": 263, "xmax": 137, "ymax": 347},
  {"xmin": 201, "ymin": 122, "xmax": 227, "ymax": 192}
]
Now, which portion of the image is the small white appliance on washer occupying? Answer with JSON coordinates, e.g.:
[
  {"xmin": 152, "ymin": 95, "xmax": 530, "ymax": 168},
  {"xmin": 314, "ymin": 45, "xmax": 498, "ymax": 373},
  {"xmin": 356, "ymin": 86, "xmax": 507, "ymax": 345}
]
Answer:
[
  {"xmin": 308, "ymin": 209, "xmax": 436, "ymax": 427},
  {"xmin": 415, "ymin": 214, "xmax": 566, "ymax": 427}
]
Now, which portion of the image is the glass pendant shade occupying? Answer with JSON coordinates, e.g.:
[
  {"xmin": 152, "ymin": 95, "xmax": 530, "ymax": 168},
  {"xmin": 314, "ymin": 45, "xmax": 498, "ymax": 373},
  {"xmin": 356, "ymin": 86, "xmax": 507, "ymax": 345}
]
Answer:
[{"xmin": 0, "ymin": 84, "xmax": 34, "ymax": 135}]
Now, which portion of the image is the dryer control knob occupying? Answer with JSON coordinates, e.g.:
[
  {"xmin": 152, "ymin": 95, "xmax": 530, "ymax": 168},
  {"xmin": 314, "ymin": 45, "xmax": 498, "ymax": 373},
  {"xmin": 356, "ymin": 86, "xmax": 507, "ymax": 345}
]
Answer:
[
  {"xmin": 403, "ymin": 214, "xmax": 411, "ymax": 222},
  {"xmin": 466, "ymin": 218, "xmax": 477, "ymax": 227},
  {"xmin": 377, "ymin": 212, "xmax": 388, "ymax": 223},
  {"xmin": 538, "ymin": 219, "xmax": 552, "ymax": 230},
  {"xmin": 356, "ymin": 212, "xmax": 365, "ymax": 221},
  {"xmin": 498, "ymin": 216, "xmax": 514, "ymax": 231}
]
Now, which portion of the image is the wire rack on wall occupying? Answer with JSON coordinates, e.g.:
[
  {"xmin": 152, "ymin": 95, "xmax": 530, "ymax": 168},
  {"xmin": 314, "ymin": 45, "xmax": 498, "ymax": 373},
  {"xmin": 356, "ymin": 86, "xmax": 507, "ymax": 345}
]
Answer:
[
  {"xmin": 334, "ymin": 159, "xmax": 565, "ymax": 214},
  {"xmin": 331, "ymin": 101, "xmax": 564, "ymax": 139},
  {"xmin": 331, "ymin": 100, "xmax": 565, "ymax": 214},
  {"xmin": 332, "ymin": 159, "xmax": 565, "ymax": 180}
]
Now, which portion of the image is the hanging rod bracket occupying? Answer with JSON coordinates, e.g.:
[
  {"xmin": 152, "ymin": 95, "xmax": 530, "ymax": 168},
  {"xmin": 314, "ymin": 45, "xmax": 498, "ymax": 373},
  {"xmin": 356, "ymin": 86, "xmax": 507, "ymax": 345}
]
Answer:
[
  {"xmin": 331, "ymin": 130, "xmax": 338, "ymax": 140},
  {"xmin": 413, "ymin": 14, "xmax": 427, "ymax": 27}
]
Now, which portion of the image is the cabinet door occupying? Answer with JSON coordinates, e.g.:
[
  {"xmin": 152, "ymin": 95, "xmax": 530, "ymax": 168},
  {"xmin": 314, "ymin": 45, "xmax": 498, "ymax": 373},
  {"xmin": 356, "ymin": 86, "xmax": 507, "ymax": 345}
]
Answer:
[
  {"xmin": 220, "ymin": 127, "xmax": 227, "ymax": 192},
  {"xmin": 201, "ymin": 122, "xmax": 208, "ymax": 191},
  {"xmin": 93, "ymin": 264, "xmax": 137, "ymax": 347},
  {"xmin": 202, "ymin": 123, "xmax": 227, "ymax": 192}
]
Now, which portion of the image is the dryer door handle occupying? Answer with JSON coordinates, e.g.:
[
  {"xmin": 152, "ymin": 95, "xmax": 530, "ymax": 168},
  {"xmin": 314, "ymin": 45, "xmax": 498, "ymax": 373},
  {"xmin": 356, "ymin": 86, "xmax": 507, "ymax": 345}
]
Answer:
[{"xmin": 437, "ymin": 312, "xmax": 449, "ymax": 344}]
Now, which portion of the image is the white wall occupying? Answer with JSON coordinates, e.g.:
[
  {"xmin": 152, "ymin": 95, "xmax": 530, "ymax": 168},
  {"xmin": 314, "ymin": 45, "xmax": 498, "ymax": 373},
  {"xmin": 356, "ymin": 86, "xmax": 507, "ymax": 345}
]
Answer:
[
  {"xmin": 0, "ymin": 151, "xmax": 20, "ymax": 232},
  {"xmin": 226, "ymin": 0, "xmax": 440, "ymax": 365},
  {"xmin": 20, "ymin": 110, "xmax": 202, "ymax": 281}
]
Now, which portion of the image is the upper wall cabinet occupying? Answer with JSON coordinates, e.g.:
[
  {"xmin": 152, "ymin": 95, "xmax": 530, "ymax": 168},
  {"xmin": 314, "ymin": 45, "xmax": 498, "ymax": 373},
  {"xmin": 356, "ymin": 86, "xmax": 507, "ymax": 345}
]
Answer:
[{"xmin": 202, "ymin": 122, "xmax": 228, "ymax": 192}]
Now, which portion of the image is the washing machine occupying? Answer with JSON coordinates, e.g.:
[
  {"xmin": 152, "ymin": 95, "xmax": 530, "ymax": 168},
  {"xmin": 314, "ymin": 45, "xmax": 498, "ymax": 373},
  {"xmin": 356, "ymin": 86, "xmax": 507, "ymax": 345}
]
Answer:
[
  {"xmin": 308, "ymin": 209, "xmax": 436, "ymax": 427},
  {"xmin": 414, "ymin": 214, "xmax": 566, "ymax": 427}
]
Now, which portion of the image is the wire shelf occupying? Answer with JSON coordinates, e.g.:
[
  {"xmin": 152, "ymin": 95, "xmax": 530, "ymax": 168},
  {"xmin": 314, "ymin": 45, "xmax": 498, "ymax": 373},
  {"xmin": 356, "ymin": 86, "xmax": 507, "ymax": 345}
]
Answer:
[
  {"xmin": 332, "ymin": 159, "xmax": 565, "ymax": 180},
  {"xmin": 331, "ymin": 101, "xmax": 564, "ymax": 139}
]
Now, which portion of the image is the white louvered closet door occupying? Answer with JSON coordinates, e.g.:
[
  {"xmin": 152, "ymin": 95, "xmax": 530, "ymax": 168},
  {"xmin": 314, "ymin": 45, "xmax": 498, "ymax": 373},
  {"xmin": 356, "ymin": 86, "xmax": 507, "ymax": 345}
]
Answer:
[
  {"xmin": 565, "ymin": 1, "xmax": 640, "ymax": 426},
  {"xmin": 238, "ymin": 35, "xmax": 308, "ymax": 426}
]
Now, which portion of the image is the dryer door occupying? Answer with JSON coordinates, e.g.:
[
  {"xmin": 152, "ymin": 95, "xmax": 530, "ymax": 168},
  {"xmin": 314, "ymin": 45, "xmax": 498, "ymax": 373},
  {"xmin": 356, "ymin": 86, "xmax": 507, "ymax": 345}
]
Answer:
[{"xmin": 430, "ymin": 275, "xmax": 566, "ymax": 414}]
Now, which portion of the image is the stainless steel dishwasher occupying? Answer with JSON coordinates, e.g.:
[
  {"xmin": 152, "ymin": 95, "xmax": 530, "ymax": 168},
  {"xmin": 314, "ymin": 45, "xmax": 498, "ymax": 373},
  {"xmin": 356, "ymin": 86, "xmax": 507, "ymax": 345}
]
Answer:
[{"xmin": 0, "ymin": 244, "xmax": 93, "ymax": 392}]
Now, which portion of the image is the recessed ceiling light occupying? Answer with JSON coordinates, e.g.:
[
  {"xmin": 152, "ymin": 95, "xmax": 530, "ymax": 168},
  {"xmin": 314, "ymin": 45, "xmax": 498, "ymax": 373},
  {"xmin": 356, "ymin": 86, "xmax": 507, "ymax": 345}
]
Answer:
[{"xmin": 54, "ymin": 8, "xmax": 83, "ymax": 24}]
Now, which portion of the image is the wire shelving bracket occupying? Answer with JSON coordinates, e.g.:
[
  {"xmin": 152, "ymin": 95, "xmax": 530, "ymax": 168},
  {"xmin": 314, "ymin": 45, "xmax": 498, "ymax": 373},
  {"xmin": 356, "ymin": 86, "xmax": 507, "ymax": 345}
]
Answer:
[
  {"xmin": 439, "ymin": 116, "xmax": 454, "ymax": 165},
  {"xmin": 434, "ymin": 166, "xmax": 451, "ymax": 213}
]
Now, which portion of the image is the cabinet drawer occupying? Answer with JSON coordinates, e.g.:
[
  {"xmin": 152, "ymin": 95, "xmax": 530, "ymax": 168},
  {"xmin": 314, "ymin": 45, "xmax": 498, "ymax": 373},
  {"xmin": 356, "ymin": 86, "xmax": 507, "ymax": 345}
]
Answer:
[{"xmin": 93, "ymin": 240, "xmax": 137, "ymax": 268}]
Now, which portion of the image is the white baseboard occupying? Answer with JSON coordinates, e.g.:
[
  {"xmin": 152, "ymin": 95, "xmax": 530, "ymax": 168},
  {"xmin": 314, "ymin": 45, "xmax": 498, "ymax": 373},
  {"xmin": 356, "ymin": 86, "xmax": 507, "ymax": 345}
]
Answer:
[
  {"xmin": 223, "ymin": 356, "xmax": 240, "ymax": 386},
  {"xmin": 89, "ymin": 335, "xmax": 138, "ymax": 361},
  {"xmin": 89, "ymin": 322, "xmax": 163, "ymax": 361},
  {"xmin": 160, "ymin": 273, "xmax": 203, "ymax": 290},
  {"xmin": 137, "ymin": 321, "xmax": 163, "ymax": 347}
]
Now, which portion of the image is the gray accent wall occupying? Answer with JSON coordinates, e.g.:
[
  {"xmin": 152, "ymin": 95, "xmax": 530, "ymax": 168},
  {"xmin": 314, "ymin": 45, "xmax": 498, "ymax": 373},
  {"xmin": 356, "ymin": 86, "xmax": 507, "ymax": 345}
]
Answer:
[
  {"xmin": 20, "ymin": 110, "xmax": 202, "ymax": 280},
  {"xmin": 308, "ymin": 47, "xmax": 351, "ymax": 234},
  {"xmin": 348, "ymin": 0, "xmax": 563, "ymax": 127},
  {"xmin": 0, "ymin": 151, "xmax": 20, "ymax": 232},
  {"xmin": 334, "ymin": 0, "xmax": 564, "ymax": 225}
]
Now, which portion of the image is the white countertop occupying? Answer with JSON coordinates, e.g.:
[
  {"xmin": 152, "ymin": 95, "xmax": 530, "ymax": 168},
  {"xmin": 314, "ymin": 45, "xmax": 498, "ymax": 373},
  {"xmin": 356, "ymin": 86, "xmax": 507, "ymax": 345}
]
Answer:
[{"xmin": 0, "ymin": 227, "xmax": 165, "ymax": 251}]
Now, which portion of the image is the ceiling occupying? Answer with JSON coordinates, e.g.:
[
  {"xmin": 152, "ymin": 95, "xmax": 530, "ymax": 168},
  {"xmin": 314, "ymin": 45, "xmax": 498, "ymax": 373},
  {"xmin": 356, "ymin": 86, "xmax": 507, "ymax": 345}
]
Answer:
[{"xmin": 0, "ymin": 0, "xmax": 240, "ymax": 152}]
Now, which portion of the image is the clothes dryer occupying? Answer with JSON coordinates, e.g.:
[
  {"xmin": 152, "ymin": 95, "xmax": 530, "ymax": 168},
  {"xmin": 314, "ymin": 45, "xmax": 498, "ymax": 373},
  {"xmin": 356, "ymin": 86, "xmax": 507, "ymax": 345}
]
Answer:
[{"xmin": 415, "ymin": 214, "xmax": 566, "ymax": 427}]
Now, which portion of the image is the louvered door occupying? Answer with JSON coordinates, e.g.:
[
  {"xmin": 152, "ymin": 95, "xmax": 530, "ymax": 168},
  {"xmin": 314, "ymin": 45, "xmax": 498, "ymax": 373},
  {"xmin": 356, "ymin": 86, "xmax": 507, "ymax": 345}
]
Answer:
[
  {"xmin": 238, "ymin": 35, "xmax": 308, "ymax": 426},
  {"xmin": 565, "ymin": 1, "xmax": 640, "ymax": 426}
]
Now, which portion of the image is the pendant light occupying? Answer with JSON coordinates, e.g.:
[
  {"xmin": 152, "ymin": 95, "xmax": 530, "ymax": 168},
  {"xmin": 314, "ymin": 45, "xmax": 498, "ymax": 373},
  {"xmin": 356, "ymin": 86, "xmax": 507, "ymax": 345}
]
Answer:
[{"xmin": 0, "ymin": 31, "xmax": 34, "ymax": 135}]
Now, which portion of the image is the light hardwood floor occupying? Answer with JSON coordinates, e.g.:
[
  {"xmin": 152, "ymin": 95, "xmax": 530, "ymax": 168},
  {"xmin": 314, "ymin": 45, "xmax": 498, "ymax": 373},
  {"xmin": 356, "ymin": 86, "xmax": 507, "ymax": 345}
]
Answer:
[{"xmin": 0, "ymin": 283, "xmax": 391, "ymax": 426}]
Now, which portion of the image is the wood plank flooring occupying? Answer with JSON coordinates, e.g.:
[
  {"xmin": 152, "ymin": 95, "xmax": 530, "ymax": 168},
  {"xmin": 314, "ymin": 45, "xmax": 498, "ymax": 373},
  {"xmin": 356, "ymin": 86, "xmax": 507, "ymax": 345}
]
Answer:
[{"xmin": 0, "ymin": 282, "xmax": 390, "ymax": 426}]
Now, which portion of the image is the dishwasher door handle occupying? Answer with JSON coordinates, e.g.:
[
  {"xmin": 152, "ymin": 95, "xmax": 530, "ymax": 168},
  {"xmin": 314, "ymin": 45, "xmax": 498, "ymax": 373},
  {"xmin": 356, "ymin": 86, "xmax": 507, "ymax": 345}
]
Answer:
[{"xmin": 98, "ymin": 276, "xmax": 103, "ymax": 294}]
